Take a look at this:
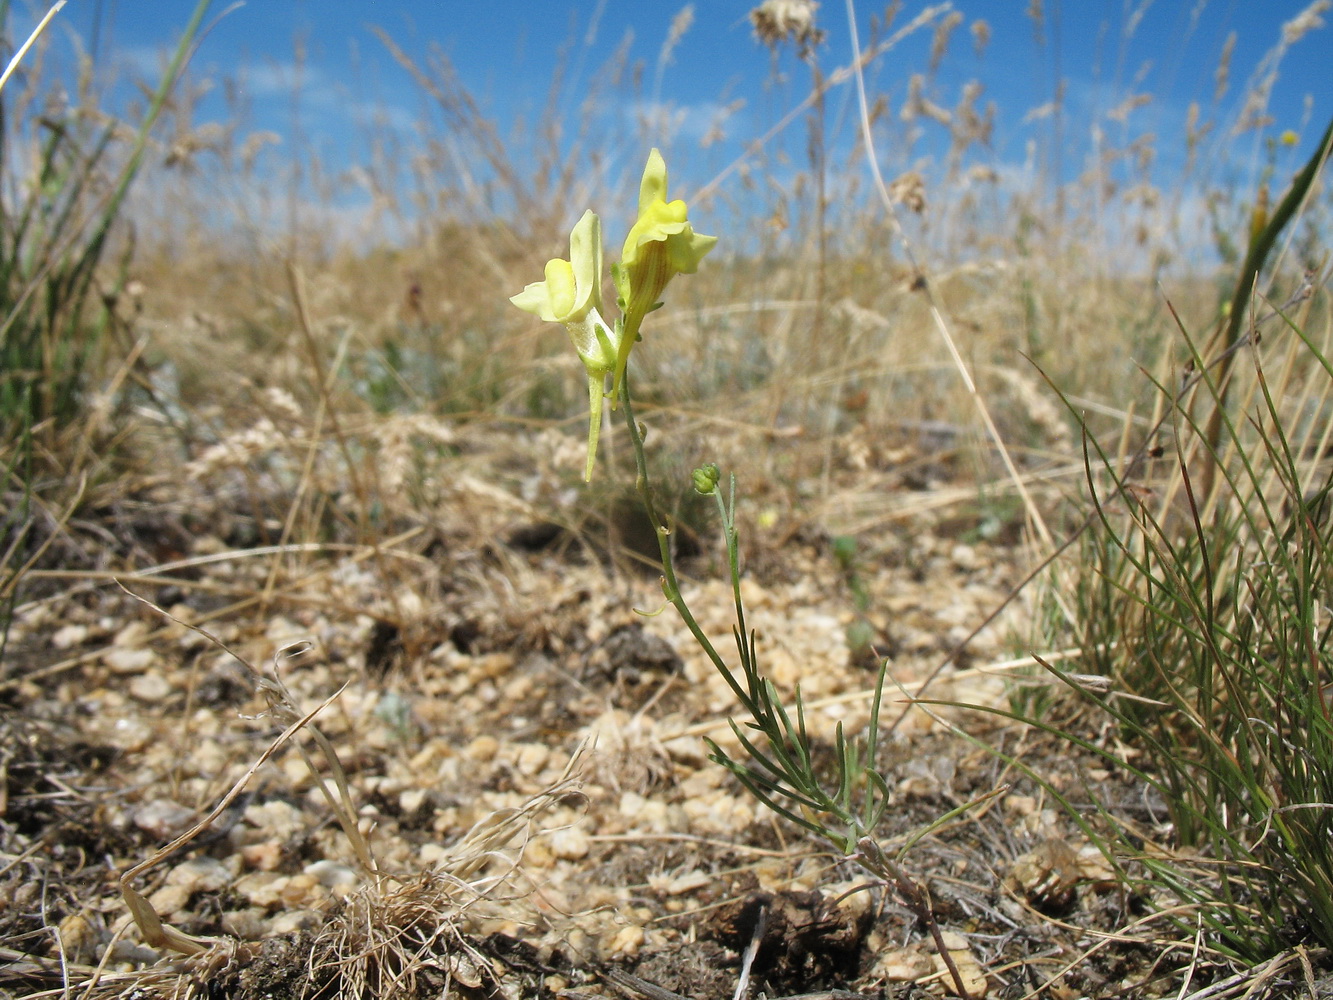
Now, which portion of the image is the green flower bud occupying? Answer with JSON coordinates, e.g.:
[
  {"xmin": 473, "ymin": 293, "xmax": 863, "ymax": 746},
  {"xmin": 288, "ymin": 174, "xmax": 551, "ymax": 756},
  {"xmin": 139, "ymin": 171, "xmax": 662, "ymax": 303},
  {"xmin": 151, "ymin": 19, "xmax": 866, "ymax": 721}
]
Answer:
[{"xmin": 692, "ymin": 463, "xmax": 721, "ymax": 495}]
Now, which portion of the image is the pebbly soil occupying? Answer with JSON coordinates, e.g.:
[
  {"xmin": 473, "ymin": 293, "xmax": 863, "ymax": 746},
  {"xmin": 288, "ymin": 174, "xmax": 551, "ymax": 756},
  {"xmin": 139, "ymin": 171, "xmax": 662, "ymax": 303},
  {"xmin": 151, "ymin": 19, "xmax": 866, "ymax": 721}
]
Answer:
[{"xmin": 0, "ymin": 420, "xmax": 1312, "ymax": 1000}]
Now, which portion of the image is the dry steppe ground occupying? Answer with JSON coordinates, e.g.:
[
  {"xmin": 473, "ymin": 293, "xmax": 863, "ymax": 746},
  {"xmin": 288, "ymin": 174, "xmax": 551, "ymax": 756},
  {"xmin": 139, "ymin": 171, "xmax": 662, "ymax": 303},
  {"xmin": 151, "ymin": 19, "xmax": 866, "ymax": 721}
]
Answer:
[{"xmin": 4, "ymin": 390, "xmax": 1309, "ymax": 1000}]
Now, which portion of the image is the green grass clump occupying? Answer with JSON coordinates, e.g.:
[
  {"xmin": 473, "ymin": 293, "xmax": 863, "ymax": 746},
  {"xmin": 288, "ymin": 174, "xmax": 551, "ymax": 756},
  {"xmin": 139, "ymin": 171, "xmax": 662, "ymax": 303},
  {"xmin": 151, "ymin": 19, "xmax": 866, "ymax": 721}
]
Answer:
[
  {"xmin": 0, "ymin": 0, "xmax": 212, "ymax": 668},
  {"xmin": 961, "ymin": 118, "xmax": 1333, "ymax": 962},
  {"xmin": 1041, "ymin": 286, "xmax": 1333, "ymax": 959},
  {"xmin": 0, "ymin": 1, "xmax": 210, "ymax": 443}
]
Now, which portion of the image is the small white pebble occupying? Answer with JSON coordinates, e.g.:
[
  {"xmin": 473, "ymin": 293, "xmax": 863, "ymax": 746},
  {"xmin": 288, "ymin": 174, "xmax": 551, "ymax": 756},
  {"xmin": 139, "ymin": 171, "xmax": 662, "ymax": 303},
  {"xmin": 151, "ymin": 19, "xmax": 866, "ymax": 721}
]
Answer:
[
  {"xmin": 166, "ymin": 856, "xmax": 230, "ymax": 893},
  {"xmin": 618, "ymin": 792, "xmax": 675, "ymax": 833},
  {"xmin": 146, "ymin": 883, "xmax": 192, "ymax": 918},
  {"xmin": 133, "ymin": 799, "xmax": 194, "ymax": 839},
  {"xmin": 950, "ymin": 543, "xmax": 979, "ymax": 570},
  {"xmin": 264, "ymin": 616, "xmax": 307, "ymax": 645},
  {"xmin": 111, "ymin": 718, "xmax": 154, "ymax": 752},
  {"xmin": 1003, "ymin": 794, "xmax": 1038, "ymax": 815},
  {"xmin": 304, "ymin": 860, "xmax": 359, "ymax": 892},
  {"xmin": 418, "ymin": 843, "xmax": 448, "ymax": 867},
  {"xmin": 234, "ymin": 872, "xmax": 286, "ymax": 908},
  {"xmin": 128, "ymin": 672, "xmax": 171, "ymax": 702},
  {"xmin": 56, "ymin": 913, "xmax": 101, "ymax": 963},
  {"xmin": 51, "ymin": 624, "xmax": 90, "ymax": 649},
  {"xmin": 240, "ymin": 841, "xmax": 283, "ymax": 871},
  {"xmin": 280, "ymin": 873, "xmax": 323, "ymax": 908},
  {"xmin": 603, "ymin": 925, "xmax": 645, "ymax": 959},
  {"xmin": 221, "ymin": 907, "xmax": 267, "ymax": 939},
  {"xmin": 663, "ymin": 870, "xmax": 711, "ymax": 895},
  {"xmin": 104, "ymin": 647, "xmax": 157, "ymax": 675},
  {"xmin": 524, "ymin": 838, "xmax": 555, "ymax": 869},
  {"xmin": 939, "ymin": 930, "xmax": 969, "ymax": 950},
  {"xmin": 112, "ymin": 621, "xmax": 151, "ymax": 648},
  {"xmin": 515, "ymin": 743, "xmax": 549, "ymax": 777},
  {"xmin": 399, "ymin": 788, "xmax": 428, "ymax": 816},
  {"xmin": 243, "ymin": 800, "xmax": 305, "ymax": 840},
  {"xmin": 874, "ymin": 947, "xmax": 934, "ymax": 981},
  {"xmin": 17, "ymin": 604, "xmax": 52, "ymax": 629},
  {"xmin": 465, "ymin": 735, "xmax": 499, "ymax": 761},
  {"xmin": 549, "ymin": 827, "xmax": 590, "ymax": 860},
  {"xmin": 268, "ymin": 909, "xmax": 321, "ymax": 935}
]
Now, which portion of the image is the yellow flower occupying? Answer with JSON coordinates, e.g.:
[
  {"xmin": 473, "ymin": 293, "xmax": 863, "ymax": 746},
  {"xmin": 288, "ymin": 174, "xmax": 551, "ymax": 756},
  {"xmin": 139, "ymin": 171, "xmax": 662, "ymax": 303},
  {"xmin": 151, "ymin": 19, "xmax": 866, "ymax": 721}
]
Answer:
[
  {"xmin": 508, "ymin": 152, "xmax": 717, "ymax": 480},
  {"xmin": 511, "ymin": 210, "xmax": 620, "ymax": 480},
  {"xmin": 612, "ymin": 148, "xmax": 717, "ymax": 396}
]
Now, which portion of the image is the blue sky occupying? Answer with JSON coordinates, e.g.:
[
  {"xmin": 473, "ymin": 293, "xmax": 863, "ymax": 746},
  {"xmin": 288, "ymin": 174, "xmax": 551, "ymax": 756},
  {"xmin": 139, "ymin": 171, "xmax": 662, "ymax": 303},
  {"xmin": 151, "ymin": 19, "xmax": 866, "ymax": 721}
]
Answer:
[{"xmin": 16, "ymin": 1, "xmax": 1332, "ymax": 255}]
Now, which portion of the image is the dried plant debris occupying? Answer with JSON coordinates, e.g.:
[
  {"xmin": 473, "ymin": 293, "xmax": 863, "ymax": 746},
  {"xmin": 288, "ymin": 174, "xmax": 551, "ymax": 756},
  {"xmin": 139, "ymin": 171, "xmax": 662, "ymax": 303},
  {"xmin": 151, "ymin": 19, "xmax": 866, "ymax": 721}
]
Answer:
[{"xmin": 704, "ymin": 888, "xmax": 871, "ymax": 994}]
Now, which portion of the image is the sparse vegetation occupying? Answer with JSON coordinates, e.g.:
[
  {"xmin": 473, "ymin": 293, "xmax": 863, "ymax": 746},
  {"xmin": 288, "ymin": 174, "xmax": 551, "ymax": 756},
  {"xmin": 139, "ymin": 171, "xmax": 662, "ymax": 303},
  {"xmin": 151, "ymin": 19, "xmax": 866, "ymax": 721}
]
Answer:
[{"xmin": 1, "ymin": 2, "xmax": 1332, "ymax": 999}]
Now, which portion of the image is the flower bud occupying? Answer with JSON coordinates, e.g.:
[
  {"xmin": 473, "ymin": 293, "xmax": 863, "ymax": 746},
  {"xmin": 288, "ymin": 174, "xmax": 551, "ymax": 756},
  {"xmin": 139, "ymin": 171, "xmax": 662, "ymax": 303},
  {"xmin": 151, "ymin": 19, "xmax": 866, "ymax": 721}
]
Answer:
[{"xmin": 692, "ymin": 463, "xmax": 721, "ymax": 495}]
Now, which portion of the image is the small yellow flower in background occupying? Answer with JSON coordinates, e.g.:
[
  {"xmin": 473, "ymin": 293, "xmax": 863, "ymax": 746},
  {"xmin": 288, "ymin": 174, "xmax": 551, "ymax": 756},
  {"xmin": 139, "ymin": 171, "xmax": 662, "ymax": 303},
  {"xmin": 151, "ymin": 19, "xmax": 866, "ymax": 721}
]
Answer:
[
  {"xmin": 1280, "ymin": 129, "xmax": 1300, "ymax": 146},
  {"xmin": 510, "ymin": 209, "xmax": 619, "ymax": 481},
  {"xmin": 612, "ymin": 148, "xmax": 717, "ymax": 397}
]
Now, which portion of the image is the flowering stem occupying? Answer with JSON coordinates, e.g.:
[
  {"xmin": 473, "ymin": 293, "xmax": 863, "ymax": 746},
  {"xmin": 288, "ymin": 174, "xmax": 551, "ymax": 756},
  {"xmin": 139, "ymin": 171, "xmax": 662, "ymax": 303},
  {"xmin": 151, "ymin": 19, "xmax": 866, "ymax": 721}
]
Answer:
[
  {"xmin": 617, "ymin": 374, "xmax": 759, "ymax": 715},
  {"xmin": 615, "ymin": 373, "xmax": 978, "ymax": 997}
]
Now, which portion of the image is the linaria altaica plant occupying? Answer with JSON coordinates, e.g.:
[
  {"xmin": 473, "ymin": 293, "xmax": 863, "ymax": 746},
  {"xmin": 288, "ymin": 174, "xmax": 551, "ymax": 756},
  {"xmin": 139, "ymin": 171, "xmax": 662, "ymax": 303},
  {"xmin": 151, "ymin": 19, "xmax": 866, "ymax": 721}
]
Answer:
[{"xmin": 512, "ymin": 149, "xmax": 987, "ymax": 999}]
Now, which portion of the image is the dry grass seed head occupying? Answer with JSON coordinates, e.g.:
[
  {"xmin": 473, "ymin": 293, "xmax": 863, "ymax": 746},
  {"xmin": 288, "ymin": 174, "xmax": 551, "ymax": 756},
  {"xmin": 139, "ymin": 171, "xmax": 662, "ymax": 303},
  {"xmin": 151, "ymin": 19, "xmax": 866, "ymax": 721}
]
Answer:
[
  {"xmin": 1283, "ymin": 0, "xmax": 1330, "ymax": 44},
  {"xmin": 1215, "ymin": 31, "xmax": 1236, "ymax": 101},
  {"xmin": 889, "ymin": 171, "xmax": 927, "ymax": 214},
  {"xmin": 750, "ymin": 0, "xmax": 826, "ymax": 58},
  {"xmin": 970, "ymin": 19, "xmax": 991, "ymax": 57},
  {"xmin": 929, "ymin": 10, "xmax": 963, "ymax": 73}
]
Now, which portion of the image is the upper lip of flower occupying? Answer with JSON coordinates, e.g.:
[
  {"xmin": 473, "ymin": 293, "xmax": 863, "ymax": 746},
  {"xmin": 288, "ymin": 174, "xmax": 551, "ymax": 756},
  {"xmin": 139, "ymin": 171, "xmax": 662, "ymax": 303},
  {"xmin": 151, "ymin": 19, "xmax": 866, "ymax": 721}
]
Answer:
[
  {"xmin": 612, "ymin": 149, "xmax": 717, "ymax": 390},
  {"xmin": 510, "ymin": 209, "xmax": 605, "ymax": 327},
  {"xmin": 620, "ymin": 149, "xmax": 717, "ymax": 278}
]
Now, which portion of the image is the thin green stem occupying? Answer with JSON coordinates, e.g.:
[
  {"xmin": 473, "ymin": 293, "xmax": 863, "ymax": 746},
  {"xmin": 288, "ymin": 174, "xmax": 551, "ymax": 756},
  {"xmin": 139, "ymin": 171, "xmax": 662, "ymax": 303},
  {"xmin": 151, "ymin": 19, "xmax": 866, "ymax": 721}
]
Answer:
[
  {"xmin": 617, "ymin": 372, "xmax": 879, "ymax": 851},
  {"xmin": 617, "ymin": 373, "xmax": 756, "ymax": 713}
]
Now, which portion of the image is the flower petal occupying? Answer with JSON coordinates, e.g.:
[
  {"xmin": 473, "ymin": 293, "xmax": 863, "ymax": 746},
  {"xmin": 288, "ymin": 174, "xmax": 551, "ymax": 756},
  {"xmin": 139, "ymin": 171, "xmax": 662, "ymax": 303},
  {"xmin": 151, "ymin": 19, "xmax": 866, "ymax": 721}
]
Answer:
[{"xmin": 638, "ymin": 148, "xmax": 669, "ymax": 217}]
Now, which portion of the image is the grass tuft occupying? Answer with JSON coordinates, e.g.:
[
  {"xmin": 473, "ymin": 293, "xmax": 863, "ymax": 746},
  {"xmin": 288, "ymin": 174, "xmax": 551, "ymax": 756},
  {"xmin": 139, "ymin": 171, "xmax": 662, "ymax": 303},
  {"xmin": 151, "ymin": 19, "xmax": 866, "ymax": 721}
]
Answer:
[{"xmin": 1028, "ymin": 272, "xmax": 1333, "ymax": 959}]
